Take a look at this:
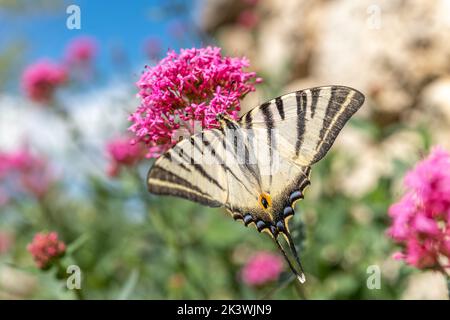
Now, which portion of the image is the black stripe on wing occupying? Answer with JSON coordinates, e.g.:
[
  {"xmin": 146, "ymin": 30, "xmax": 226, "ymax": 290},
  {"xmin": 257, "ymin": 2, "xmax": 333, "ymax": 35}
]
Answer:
[
  {"xmin": 202, "ymin": 134, "xmax": 255, "ymax": 196},
  {"xmin": 213, "ymin": 121, "xmax": 262, "ymax": 190},
  {"xmin": 261, "ymin": 102, "xmax": 275, "ymax": 186},
  {"xmin": 312, "ymin": 86, "xmax": 365, "ymax": 163},
  {"xmin": 147, "ymin": 165, "xmax": 222, "ymax": 207},
  {"xmin": 310, "ymin": 87, "xmax": 321, "ymax": 118},
  {"xmin": 172, "ymin": 143, "xmax": 226, "ymax": 192},
  {"xmin": 295, "ymin": 91, "xmax": 307, "ymax": 157},
  {"xmin": 275, "ymin": 97, "xmax": 285, "ymax": 120}
]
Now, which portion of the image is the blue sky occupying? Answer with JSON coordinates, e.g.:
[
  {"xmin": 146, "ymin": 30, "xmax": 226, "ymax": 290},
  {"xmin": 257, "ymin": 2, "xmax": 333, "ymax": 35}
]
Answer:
[{"xmin": 0, "ymin": 0, "xmax": 203, "ymax": 84}]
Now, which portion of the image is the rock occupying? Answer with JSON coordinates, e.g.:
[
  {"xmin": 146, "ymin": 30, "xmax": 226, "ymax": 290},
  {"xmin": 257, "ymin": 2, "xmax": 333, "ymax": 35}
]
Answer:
[{"xmin": 402, "ymin": 271, "xmax": 448, "ymax": 300}]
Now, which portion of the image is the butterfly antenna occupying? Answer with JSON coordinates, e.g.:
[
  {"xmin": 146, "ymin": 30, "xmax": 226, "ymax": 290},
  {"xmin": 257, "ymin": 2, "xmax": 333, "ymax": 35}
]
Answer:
[{"xmin": 273, "ymin": 232, "xmax": 306, "ymax": 284}]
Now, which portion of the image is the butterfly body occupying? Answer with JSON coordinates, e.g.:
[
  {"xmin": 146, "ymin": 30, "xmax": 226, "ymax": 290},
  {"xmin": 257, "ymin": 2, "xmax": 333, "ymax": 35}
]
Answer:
[{"xmin": 147, "ymin": 85, "xmax": 365, "ymax": 283}]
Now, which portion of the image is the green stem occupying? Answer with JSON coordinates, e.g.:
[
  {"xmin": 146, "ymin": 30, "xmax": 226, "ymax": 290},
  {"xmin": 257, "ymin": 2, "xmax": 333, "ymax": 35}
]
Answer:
[{"xmin": 73, "ymin": 288, "xmax": 85, "ymax": 300}]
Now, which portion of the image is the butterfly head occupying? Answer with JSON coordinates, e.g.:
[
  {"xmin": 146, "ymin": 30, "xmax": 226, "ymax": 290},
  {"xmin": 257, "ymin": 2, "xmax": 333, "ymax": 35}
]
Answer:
[
  {"xmin": 215, "ymin": 113, "xmax": 225, "ymax": 121},
  {"xmin": 215, "ymin": 113, "xmax": 238, "ymax": 130}
]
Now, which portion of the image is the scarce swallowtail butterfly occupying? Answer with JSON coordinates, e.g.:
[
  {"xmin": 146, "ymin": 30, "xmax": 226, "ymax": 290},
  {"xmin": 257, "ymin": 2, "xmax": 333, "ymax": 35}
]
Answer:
[{"xmin": 147, "ymin": 85, "xmax": 365, "ymax": 283}]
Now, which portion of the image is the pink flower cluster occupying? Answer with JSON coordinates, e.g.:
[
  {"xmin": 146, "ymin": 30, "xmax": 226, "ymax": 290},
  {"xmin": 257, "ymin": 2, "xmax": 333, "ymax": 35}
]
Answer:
[
  {"xmin": 241, "ymin": 252, "xmax": 283, "ymax": 286},
  {"xmin": 106, "ymin": 137, "xmax": 145, "ymax": 177},
  {"xmin": 21, "ymin": 60, "xmax": 67, "ymax": 103},
  {"xmin": 21, "ymin": 37, "xmax": 98, "ymax": 103},
  {"xmin": 388, "ymin": 146, "xmax": 450, "ymax": 270},
  {"xmin": 27, "ymin": 232, "xmax": 66, "ymax": 269},
  {"xmin": 64, "ymin": 36, "xmax": 97, "ymax": 66},
  {"xmin": 129, "ymin": 46, "xmax": 261, "ymax": 158},
  {"xmin": 0, "ymin": 149, "xmax": 54, "ymax": 203}
]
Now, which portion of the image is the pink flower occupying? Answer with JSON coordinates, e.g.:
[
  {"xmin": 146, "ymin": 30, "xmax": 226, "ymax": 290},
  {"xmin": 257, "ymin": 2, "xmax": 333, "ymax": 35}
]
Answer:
[
  {"xmin": 0, "ymin": 149, "xmax": 55, "ymax": 200},
  {"xmin": 241, "ymin": 252, "xmax": 283, "ymax": 286},
  {"xmin": 21, "ymin": 60, "xmax": 67, "ymax": 103},
  {"xmin": 27, "ymin": 232, "xmax": 66, "ymax": 269},
  {"xmin": 388, "ymin": 146, "xmax": 450, "ymax": 270},
  {"xmin": 65, "ymin": 36, "xmax": 97, "ymax": 65},
  {"xmin": 129, "ymin": 46, "xmax": 262, "ymax": 158},
  {"xmin": 0, "ymin": 231, "xmax": 13, "ymax": 255},
  {"xmin": 106, "ymin": 137, "xmax": 145, "ymax": 177},
  {"xmin": 404, "ymin": 147, "xmax": 450, "ymax": 216}
]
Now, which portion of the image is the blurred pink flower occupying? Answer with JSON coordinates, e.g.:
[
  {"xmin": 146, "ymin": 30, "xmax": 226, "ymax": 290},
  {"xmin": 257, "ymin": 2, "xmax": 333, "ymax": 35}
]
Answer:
[
  {"xmin": 106, "ymin": 137, "xmax": 145, "ymax": 177},
  {"xmin": 65, "ymin": 36, "xmax": 97, "ymax": 65},
  {"xmin": 21, "ymin": 60, "xmax": 67, "ymax": 103},
  {"xmin": 0, "ymin": 231, "xmax": 13, "ymax": 255},
  {"xmin": 129, "ymin": 46, "xmax": 262, "ymax": 158},
  {"xmin": 388, "ymin": 146, "xmax": 450, "ymax": 270},
  {"xmin": 0, "ymin": 149, "xmax": 55, "ymax": 200},
  {"xmin": 27, "ymin": 232, "xmax": 66, "ymax": 269},
  {"xmin": 237, "ymin": 10, "xmax": 259, "ymax": 29},
  {"xmin": 241, "ymin": 252, "xmax": 283, "ymax": 286}
]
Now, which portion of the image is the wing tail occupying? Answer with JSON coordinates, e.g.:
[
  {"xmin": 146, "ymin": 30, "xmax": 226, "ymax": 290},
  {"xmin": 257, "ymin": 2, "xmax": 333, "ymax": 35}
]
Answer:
[{"xmin": 273, "ymin": 231, "xmax": 306, "ymax": 283}]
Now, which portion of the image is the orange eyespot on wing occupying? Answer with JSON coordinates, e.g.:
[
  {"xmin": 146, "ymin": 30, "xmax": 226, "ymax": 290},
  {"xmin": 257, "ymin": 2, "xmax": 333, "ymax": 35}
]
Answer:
[{"xmin": 258, "ymin": 192, "xmax": 272, "ymax": 210}]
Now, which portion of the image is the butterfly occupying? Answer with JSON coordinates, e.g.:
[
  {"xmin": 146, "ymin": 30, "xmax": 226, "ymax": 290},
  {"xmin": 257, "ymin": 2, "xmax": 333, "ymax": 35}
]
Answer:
[{"xmin": 147, "ymin": 85, "xmax": 365, "ymax": 283}]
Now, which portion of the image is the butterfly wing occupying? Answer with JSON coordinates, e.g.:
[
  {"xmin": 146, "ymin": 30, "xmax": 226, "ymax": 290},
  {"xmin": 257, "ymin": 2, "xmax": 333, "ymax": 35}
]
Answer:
[
  {"xmin": 208, "ymin": 118, "xmax": 312, "ymax": 283},
  {"xmin": 234, "ymin": 85, "xmax": 365, "ymax": 282},
  {"xmin": 147, "ymin": 130, "xmax": 229, "ymax": 207},
  {"xmin": 239, "ymin": 85, "xmax": 365, "ymax": 167},
  {"xmin": 147, "ymin": 128, "xmax": 262, "ymax": 211}
]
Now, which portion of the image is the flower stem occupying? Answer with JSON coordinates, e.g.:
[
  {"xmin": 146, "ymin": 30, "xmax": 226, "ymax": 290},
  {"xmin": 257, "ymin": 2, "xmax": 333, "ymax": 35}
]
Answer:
[{"xmin": 74, "ymin": 288, "xmax": 85, "ymax": 300}]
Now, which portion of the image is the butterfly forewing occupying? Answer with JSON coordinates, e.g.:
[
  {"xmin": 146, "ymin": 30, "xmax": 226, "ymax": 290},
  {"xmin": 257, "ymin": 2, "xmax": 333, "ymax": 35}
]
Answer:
[
  {"xmin": 240, "ymin": 85, "xmax": 365, "ymax": 167},
  {"xmin": 147, "ymin": 129, "xmax": 229, "ymax": 207}
]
